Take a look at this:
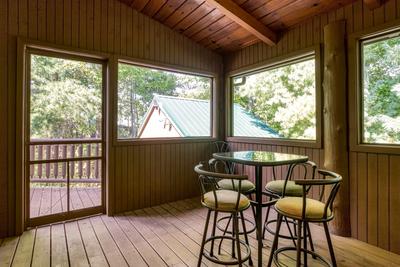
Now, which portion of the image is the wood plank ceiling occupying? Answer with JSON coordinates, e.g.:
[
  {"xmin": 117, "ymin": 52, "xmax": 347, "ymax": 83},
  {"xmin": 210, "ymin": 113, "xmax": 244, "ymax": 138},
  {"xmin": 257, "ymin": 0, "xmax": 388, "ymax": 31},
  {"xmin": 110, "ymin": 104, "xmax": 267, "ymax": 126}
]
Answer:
[{"xmin": 118, "ymin": 0, "xmax": 357, "ymax": 52}]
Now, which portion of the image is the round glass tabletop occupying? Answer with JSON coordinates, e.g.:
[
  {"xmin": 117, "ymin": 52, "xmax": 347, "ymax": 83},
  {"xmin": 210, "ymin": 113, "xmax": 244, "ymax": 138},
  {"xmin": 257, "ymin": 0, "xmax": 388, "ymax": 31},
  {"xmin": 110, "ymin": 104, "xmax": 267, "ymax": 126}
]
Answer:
[{"xmin": 213, "ymin": 151, "xmax": 308, "ymax": 166}]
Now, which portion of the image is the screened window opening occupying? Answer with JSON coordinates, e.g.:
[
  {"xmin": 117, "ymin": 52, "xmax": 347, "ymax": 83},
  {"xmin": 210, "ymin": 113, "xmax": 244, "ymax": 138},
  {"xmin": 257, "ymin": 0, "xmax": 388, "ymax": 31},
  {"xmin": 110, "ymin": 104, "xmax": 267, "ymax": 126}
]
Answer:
[
  {"xmin": 232, "ymin": 57, "xmax": 317, "ymax": 140},
  {"xmin": 117, "ymin": 63, "xmax": 212, "ymax": 139},
  {"xmin": 27, "ymin": 52, "xmax": 104, "ymax": 221},
  {"xmin": 30, "ymin": 54, "xmax": 103, "ymax": 140},
  {"xmin": 361, "ymin": 33, "xmax": 400, "ymax": 145}
]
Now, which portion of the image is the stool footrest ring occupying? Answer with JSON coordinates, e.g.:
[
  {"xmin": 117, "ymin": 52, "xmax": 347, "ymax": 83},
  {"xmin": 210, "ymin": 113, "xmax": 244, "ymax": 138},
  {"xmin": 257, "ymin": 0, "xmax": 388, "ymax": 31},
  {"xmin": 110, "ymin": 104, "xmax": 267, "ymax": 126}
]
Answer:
[
  {"xmin": 273, "ymin": 246, "xmax": 333, "ymax": 267},
  {"xmin": 264, "ymin": 219, "xmax": 310, "ymax": 240},
  {"xmin": 203, "ymin": 235, "xmax": 251, "ymax": 265},
  {"xmin": 217, "ymin": 215, "xmax": 256, "ymax": 235}
]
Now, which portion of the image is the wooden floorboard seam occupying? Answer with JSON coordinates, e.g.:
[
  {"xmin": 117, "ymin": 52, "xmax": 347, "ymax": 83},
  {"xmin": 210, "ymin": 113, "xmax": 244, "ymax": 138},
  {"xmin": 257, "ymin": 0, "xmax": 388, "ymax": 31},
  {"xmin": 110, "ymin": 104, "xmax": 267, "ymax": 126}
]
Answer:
[
  {"xmin": 134, "ymin": 209, "xmax": 198, "ymax": 266},
  {"xmin": 122, "ymin": 211, "xmax": 176, "ymax": 266},
  {"xmin": 100, "ymin": 215, "xmax": 148, "ymax": 266},
  {"xmin": 159, "ymin": 202, "xmax": 260, "ymax": 266},
  {"xmin": 2, "ymin": 198, "xmax": 400, "ymax": 267},
  {"xmin": 77, "ymin": 219, "xmax": 101, "ymax": 265},
  {"xmin": 97, "ymin": 215, "xmax": 133, "ymax": 266},
  {"xmin": 114, "ymin": 214, "xmax": 168, "ymax": 266},
  {"xmin": 140, "ymin": 207, "xmax": 212, "ymax": 267},
  {"xmin": 126, "ymin": 210, "xmax": 187, "ymax": 266}
]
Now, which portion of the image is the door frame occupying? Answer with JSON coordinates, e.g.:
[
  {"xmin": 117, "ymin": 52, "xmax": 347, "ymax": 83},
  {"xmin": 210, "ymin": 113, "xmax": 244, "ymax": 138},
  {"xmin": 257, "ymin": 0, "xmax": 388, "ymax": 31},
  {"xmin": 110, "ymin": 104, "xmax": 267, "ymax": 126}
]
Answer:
[{"xmin": 16, "ymin": 38, "xmax": 112, "ymax": 231}]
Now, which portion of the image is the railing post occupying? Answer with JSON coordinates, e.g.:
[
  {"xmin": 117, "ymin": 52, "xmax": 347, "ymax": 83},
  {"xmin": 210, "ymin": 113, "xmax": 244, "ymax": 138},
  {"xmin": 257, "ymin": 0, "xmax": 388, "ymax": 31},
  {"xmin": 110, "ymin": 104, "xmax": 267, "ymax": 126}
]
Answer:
[
  {"xmin": 62, "ymin": 145, "xmax": 67, "ymax": 179},
  {"xmin": 29, "ymin": 146, "xmax": 34, "ymax": 178},
  {"xmin": 54, "ymin": 145, "xmax": 59, "ymax": 178},
  {"xmin": 87, "ymin": 144, "xmax": 91, "ymax": 179},
  {"xmin": 38, "ymin": 145, "xmax": 43, "ymax": 178},
  {"xmin": 95, "ymin": 144, "xmax": 99, "ymax": 179},
  {"xmin": 45, "ymin": 145, "xmax": 51, "ymax": 178},
  {"xmin": 70, "ymin": 144, "xmax": 75, "ymax": 179},
  {"xmin": 78, "ymin": 144, "xmax": 83, "ymax": 178}
]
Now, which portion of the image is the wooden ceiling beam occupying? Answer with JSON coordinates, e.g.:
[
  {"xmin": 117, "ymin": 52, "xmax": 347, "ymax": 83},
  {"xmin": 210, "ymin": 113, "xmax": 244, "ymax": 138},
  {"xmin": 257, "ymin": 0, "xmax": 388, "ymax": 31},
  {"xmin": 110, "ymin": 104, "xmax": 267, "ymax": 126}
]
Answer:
[
  {"xmin": 363, "ymin": 0, "xmax": 382, "ymax": 10},
  {"xmin": 205, "ymin": 0, "xmax": 277, "ymax": 46}
]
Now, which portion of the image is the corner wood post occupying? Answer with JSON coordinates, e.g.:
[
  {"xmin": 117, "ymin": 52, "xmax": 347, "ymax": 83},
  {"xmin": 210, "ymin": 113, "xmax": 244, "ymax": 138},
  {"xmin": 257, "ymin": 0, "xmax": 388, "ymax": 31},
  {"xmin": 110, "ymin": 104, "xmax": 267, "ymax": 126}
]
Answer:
[{"xmin": 323, "ymin": 20, "xmax": 351, "ymax": 237}]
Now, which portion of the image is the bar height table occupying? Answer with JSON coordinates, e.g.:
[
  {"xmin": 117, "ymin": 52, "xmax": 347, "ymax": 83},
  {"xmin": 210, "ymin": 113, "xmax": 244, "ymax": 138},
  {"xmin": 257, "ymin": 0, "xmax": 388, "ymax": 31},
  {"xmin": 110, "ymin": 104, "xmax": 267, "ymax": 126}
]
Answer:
[{"xmin": 213, "ymin": 151, "xmax": 308, "ymax": 267}]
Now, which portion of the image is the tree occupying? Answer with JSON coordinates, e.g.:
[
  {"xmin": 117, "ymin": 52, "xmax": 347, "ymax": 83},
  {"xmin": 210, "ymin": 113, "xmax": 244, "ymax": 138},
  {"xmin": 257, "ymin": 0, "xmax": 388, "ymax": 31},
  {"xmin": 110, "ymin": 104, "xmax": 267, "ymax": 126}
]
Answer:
[
  {"xmin": 30, "ymin": 55, "xmax": 102, "ymax": 139},
  {"xmin": 233, "ymin": 59, "xmax": 316, "ymax": 139},
  {"xmin": 363, "ymin": 37, "xmax": 400, "ymax": 144},
  {"xmin": 117, "ymin": 64, "xmax": 178, "ymax": 138},
  {"xmin": 30, "ymin": 56, "xmax": 212, "ymax": 140},
  {"xmin": 117, "ymin": 64, "xmax": 212, "ymax": 138},
  {"xmin": 175, "ymin": 74, "xmax": 211, "ymax": 99}
]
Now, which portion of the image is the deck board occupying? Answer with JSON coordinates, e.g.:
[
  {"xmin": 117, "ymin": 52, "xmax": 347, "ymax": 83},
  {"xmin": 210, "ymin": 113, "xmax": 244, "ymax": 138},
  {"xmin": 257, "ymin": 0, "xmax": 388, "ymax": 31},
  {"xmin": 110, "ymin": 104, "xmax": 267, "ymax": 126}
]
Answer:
[
  {"xmin": 29, "ymin": 186, "xmax": 101, "ymax": 218},
  {"xmin": 125, "ymin": 210, "xmax": 186, "ymax": 266},
  {"xmin": 2, "ymin": 198, "xmax": 400, "ymax": 267},
  {"xmin": 77, "ymin": 218, "xmax": 108, "ymax": 267},
  {"xmin": 0, "ymin": 237, "xmax": 19, "ymax": 266},
  {"xmin": 50, "ymin": 223, "xmax": 69, "ymax": 267},
  {"xmin": 11, "ymin": 229, "xmax": 36, "ymax": 267},
  {"xmin": 64, "ymin": 220, "xmax": 90, "ymax": 267},
  {"xmin": 31, "ymin": 226, "xmax": 50, "ymax": 267},
  {"xmin": 89, "ymin": 216, "xmax": 128, "ymax": 266},
  {"xmin": 113, "ymin": 214, "xmax": 168, "ymax": 266},
  {"xmin": 134, "ymin": 209, "xmax": 200, "ymax": 266},
  {"xmin": 101, "ymin": 215, "xmax": 148, "ymax": 267}
]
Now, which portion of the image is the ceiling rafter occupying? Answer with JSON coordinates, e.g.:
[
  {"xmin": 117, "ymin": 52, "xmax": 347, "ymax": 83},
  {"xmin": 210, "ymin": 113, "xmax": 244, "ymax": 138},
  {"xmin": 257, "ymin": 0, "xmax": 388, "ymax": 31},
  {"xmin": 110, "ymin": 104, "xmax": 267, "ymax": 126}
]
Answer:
[
  {"xmin": 205, "ymin": 0, "xmax": 278, "ymax": 46},
  {"xmin": 117, "ymin": 0, "xmax": 357, "ymax": 51},
  {"xmin": 363, "ymin": 0, "xmax": 382, "ymax": 10}
]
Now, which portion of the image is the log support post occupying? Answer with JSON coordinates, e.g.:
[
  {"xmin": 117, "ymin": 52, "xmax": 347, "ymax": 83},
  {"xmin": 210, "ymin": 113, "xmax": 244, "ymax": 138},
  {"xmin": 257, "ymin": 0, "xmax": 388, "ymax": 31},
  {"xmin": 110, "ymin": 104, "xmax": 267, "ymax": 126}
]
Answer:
[{"xmin": 323, "ymin": 20, "xmax": 351, "ymax": 237}]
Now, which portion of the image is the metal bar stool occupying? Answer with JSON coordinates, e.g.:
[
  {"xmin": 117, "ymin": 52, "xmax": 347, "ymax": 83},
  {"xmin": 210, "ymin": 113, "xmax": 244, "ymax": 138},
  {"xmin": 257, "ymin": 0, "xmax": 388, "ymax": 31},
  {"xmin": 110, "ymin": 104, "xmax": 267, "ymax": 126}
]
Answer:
[
  {"xmin": 209, "ymin": 158, "xmax": 256, "ymax": 260},
  {"xmin": 212, "ymin": 141, "xmax": 256, "ymax": 206},
  {"xmin": 263, "ymin": 161, "xmax": 317, "ymax": 246},
  {"xmin": 267, "ymin": 169, "xmax": 342, "ymax": 267},
  {"xmin": 195, "ymin": 161, "xmax": 253, "ymax": 266},
  {"xmin": 212, "ymin": 142, "xmax": 257, "ymax": 254}
]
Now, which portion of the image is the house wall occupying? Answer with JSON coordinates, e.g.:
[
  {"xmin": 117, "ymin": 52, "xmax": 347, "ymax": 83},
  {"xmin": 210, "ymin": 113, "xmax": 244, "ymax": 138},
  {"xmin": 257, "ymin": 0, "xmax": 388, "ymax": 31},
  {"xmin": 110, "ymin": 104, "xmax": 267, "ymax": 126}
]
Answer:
[
  {"xmin": 224, "ymin": 0, "xmax": 400, "ymax": 254},
  {"xmin": 139, "ymin": 108, "xmax": 181, "ymax": 138},
  {"xmin": 0, "ymin": 0, "xmax": 222, "ymax": 237}
]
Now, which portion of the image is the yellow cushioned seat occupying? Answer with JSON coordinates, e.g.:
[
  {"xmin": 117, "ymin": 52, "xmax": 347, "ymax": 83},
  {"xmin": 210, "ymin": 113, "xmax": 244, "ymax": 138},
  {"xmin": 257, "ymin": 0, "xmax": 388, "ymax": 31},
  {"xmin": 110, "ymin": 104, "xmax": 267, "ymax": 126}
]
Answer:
[
  {"xmin": 275, "ymin": 197, "xmax": 332, "ymax": 220},
  {"xmin": 218, "ymin": 179, "xmax": 255, "ymax": 193},
  {"xmin": 203, "ymin": 190, "xmax": 250, "ymax": 212},
  {"xmin": 265, "ymin": 180, "xmax": 303, "ymax": 196}
]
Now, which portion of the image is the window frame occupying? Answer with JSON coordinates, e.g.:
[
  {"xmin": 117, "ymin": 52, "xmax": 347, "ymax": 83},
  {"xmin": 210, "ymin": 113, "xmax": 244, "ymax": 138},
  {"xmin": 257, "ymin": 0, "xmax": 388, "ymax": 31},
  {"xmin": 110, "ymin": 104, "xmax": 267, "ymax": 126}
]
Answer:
[
  {"xmin": 16, "ymin": 38, "xmax": 112, "ymax": 232},
  {"xmin": 349, "ymin": 20, "xmax": 400, "ymax": 154},
  {"xmin": 226, "ymin": 46, "xmax": 322, "ymax": 149},
  {"xmin": 113, "ymin": 56, "xmax": 217, "ymax": 145},
  {"xmin": 27, "ymin": 48, "xmax": 106, "ymax": 141}
]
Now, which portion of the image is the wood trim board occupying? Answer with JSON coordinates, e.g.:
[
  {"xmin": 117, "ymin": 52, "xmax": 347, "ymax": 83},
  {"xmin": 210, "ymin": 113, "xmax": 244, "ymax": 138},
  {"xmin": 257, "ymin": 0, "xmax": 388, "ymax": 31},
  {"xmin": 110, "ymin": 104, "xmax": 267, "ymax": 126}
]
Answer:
[{"xmin": 225, "ymin": 45, "xmax": 323, "ymax": 149}]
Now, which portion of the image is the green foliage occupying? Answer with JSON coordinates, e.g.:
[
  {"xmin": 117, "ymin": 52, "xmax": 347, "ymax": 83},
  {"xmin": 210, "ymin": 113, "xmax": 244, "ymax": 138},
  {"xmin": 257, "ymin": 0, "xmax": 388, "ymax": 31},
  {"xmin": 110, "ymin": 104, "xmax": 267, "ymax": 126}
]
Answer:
[
  {"xmin": 117, "ymin": 64, "xmax": 177, "ymax": 138},
  {"xmin": 30, "ymin": 55, "xmax": 102, "ymax": 139},
  {"xmin": 363, "ymin": 37, "xmax": 400, "ymax": 144},
  {"xmin": 175, "ymin": 74, "xmax": 211, "ymax": 99},
  {"xmin": 30, "ymin": 56, "xmax": 211, "ymax": 140},
  {"xmin": 117, "ymin": 64, "xmax": 211, "ymax": 138},
  {"xmin": 233, "ymin": 59, "xmax": 316, "ymax": 140}
]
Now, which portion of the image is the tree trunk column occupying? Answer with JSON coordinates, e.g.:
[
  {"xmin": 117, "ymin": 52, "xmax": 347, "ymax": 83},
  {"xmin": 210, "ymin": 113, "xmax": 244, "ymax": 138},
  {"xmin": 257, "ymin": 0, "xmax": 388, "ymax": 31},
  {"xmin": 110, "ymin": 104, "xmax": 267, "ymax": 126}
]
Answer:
[{"xmin": 323, "ymin": 20, "xmax": 351, "ymax": 237}]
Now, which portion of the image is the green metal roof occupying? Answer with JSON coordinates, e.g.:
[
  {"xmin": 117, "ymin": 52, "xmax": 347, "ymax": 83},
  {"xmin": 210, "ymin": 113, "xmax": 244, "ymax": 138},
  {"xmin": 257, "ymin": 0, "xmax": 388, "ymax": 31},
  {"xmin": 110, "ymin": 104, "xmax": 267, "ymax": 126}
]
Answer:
[
  {"xmin": 233, "ymin": 104, "xmax": 281, "ymax": 138},
  {"xmin": 150, "ymin": 95, "xmax": 280, "ymax": 138},
  {"xmin": 153, "ymin": 95, "xmax": 210, "ymax": 136}
]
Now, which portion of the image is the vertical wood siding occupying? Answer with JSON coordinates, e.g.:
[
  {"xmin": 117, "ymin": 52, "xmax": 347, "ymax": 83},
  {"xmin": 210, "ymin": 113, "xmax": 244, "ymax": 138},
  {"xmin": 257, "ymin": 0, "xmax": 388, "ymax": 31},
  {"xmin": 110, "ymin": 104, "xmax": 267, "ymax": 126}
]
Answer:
[
  {"xmin": 0, "ymin": 0, "xmax": 222, "ymax": 237},
  {"xmin": 224, "ymin": 0, "xmax": 400, "ymax": 254},
  {"xmin": 113, "ymin": 142, "xmax": 213, "ymax": 213}
]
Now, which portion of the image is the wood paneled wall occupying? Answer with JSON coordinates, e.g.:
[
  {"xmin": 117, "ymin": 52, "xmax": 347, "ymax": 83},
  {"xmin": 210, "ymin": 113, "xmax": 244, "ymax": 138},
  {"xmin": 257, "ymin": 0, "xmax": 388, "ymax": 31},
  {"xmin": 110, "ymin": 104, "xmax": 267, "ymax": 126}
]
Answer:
[
  {"xmin": 224, "ymin": 0, "xmax": 400, "ymax": 254},
  {"xmin": 0, "ymin": 0, "xmax": 222, "ymax": 237},
  {"xmin": 113, "ymin": 142, "xmax": 213, "ymax": 213}
]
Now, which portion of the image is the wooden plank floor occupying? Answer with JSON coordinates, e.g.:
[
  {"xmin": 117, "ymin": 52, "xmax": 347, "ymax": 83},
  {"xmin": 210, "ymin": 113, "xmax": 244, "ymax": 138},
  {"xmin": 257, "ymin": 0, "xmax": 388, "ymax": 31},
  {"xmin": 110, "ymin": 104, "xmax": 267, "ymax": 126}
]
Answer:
[
  {"xmin": 1, "ymin": 198, "xmax": 400, "ymax": 267},
  {"xmin": 29, "ymin": 186, "xmax": 101, "ymax": 218}
]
